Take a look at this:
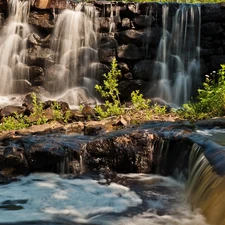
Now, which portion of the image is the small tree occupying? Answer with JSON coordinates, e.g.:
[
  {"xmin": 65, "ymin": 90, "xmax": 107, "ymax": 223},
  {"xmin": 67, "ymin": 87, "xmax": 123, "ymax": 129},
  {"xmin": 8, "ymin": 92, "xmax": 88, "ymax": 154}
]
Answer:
[{"xmin": 95, "ymin": 58, "xmax": 124, "ymax": 118}]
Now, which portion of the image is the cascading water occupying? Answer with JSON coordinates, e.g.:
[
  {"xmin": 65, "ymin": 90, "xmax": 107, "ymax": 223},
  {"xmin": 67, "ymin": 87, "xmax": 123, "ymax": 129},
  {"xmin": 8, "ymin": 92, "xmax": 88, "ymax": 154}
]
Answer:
[
  {"xmin": 44, "ymin": 4, "xmax": 99, "ymax": 106},
  {"xmin": 152, "ymin": 5, "xmax": 201, "ymax": 106},
  {"xmin": 0, "ymin": 0, "xmax": 30, "ymax": 97}
]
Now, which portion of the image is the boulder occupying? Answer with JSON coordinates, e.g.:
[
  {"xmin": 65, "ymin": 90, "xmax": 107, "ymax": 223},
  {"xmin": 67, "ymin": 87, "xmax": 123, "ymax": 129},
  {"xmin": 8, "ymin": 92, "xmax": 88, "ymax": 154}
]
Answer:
[
  {"xmin": 82, "ymin": 130, "xmax": 155, "ymax": 173},
  {"xmin": 0, "ymin": 146, "xmax": 29, "ymax": 177},
  {"xmin": 23, "ymin": 46, "xmax": 56, "ymax": 67},
  {"xmin": 201, "ymin": 22, "xmax": 223, "ymax": 36},
  {"xmin": 98, "ymin": 47, "xmax": 117, "ymax": 64},
  {"xmin": 121, "ymin": 18, "xmax": 131, "ymax": 29},
  {"xmin": 117, "ymin": 44, "xmax": 141, "ymax": 60},
  {"xmin": 133, "ymin": 15, "xmax": 154, "ymax": 29},
  {"xmin": 133, "ymin": 60, "xmax": 155, "ymax": 81},
  {"xmin": 12, "ymin": 80, "xmax": 32, "ymax": 94},
  {"xmin": 28, "ymin": 11, "xmax": 54, "ymax": 35},
  {"xmin": 115, "ymin": 30, "xmax": 143, "ymax": 46},
  {"xmin": 27, "ymin": 33, "xmax": 50, "ymax": 48},
  {"xmin": 98, "ymin": 34, "xmax": 118, "ymax": 49},
  {"xmin": 118, "ymin": 80, "xmax": 147, "ymax": 100},
  {"xmin": 0, "ymin": 105, "xmax": 25, "ymax": 118}
]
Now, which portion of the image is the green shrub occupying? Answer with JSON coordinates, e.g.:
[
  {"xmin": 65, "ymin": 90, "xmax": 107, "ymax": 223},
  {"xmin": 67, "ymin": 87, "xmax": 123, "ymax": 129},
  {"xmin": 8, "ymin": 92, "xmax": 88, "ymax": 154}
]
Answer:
[
  {"xmin": 95, "ymin": 58, "xmax": 124, "ymax": 118},
  {"xmin": 131, "ymin": 90, "xmax": 150, "ymax": 110},
  {"xmin": 180, "ymin": 64, "xmax": 225, "ymax": 120}
]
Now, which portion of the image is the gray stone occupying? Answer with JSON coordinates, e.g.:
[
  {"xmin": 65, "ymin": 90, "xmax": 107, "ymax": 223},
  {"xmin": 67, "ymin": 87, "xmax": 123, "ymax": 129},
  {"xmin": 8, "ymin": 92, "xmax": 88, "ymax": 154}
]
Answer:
[
  {"xmin": 115, "ymin": 30, "xmax": 143, "ymax": 46},
  {"xmin": 117, "ymin": 44, "xmax": 141, "ymax": 60}
]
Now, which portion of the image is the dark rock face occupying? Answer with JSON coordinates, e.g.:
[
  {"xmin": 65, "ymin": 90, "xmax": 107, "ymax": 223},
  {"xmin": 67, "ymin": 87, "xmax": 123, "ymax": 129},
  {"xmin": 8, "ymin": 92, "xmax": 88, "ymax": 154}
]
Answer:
[{"xmin": 83, "ymin": 131, "xmax": 156, "ymax": 173}]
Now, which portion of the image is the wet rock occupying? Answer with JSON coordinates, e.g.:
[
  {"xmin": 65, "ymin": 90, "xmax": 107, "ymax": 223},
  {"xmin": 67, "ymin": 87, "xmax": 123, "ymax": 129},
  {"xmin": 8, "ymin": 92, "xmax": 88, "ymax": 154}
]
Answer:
[
  {"xmin": 77, "ymin": 47, "xmax": 98, "ymax": 65},
  {"xmin": 143, "ymin": 27, "xmax": 163, "ymax": 47},
  {"xmin": 23, "ymin": 46, "xmax": 56, "ymax": 67},
  {"xmin": 44, "ymin": 64, "xmax": 71, "ymax": 93},
  {"xmin": 118, "ymin": 61, "xmax": 130, "ymax": 74},
  {"xmin": 21, "ymin": 134, "xmax": 81, "ymax": 172},
  {"xmin": 98, "ymin": 34, "xmax": 118, "ymax": 49},
  {"xmin": 12, "ymin": 80, "xmax": 32, "ymax": 94},
  {"xmin": 83, "ymin": 130, "xmax": 155, "ymax": 173},
  {"xmin": 57, "ymin": 87, "xmax": 97, "ymax": 106},
  {"xmin": 121, "ymin": 18, "xmax": 131, "ymax": 29},
  {"xmin": 98, "ymin": 47, "xmax": 117, "ymax": 64},
  {"xmin": 13, "ymin": 63, "xmax": 30, "ymax": 80},
  {"xmin": 86, "ymin": 62, "xmax": 109, "ymax": 82},
  {"xmin": 98, "ymin": 17, "xmax": 111, "ymax": 32},
  {"xmin": 27, "ymin": 33, "xmax": 50, "ymax": 48},
  {"xmin": 117, "ymin": 44, "xmax": 141, "ymax": 60},
  {"xmin": 133, "ymin": 15, "xmax": 153, "ymax": 29},
  {"xmin": 201, "ymin": 4, "xmax": 225, "ymax": 22},
  {"xmin": 118, "ymin": 80, "xmax": 147, "ymax": 100},
  {"xmin": 43, "ymin": 100, "xmax": 69, "ymax": 112},
  {"xmin": 124, "ymin": 72, "xmax": 133, "ymax": 80},
  {"xmin": 210, "ymin": 55, "xmax": 225, "ymax": 70},
  {"xmin": 115, "ymin": 30, "xmax": 143, "ymax": 46},
  {"xmin": 28, "ymin": 11, "xmax": 54, "ymax": 35},
  {"xmin": 84, "ymin": 122, "xmax": 102, "ymax": 136},
  {"xmin": 201, "ymin": 22, "xmax": 223, "ymax": 36},
  {"xmin": 29, "ymin": 66, "xmax": 45, "ymax": 86},
  {"xmin": 133, "ymin": 60, "xmax": 155, "ymax": 81},
  {"xmin": 82, "ymin": 105, "xmax": 97, "ymax": 120},
  {"xmin": 70, "ymin": 110, "xmax": 85, "ymax": 122},
  {"xmin": 0, "ymin": 105, "xmax": 25, "ymax": 118},
  {"xmin": 0, "ymin": 146, "xmax": 29, "ymax": 176}
]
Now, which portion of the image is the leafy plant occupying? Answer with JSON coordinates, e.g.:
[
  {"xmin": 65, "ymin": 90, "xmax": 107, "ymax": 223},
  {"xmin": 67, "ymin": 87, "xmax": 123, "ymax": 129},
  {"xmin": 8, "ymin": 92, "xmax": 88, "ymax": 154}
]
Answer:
[
  {"xmin": 131, "ymin": 90, "xmax": 150, "ymax": 110},
  {"xmin": 95, "ymin": 57, "xmax": 124, "ymax": 118},
  {"xmin": 180, "ymin": 64, "xmax": 225, "ymax": 120}
]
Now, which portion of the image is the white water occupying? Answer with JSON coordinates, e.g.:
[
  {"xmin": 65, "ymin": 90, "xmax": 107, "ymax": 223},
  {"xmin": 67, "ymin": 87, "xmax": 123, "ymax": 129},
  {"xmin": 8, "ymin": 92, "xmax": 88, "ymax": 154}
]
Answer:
[
  {"xmin": 0, "ymin": 0, "xmax": 30, "ymax": 96},
  {"xmin": 0, "ymin": 173, "xmax": 208, "ymax": 225},
  {"xmin": 152, "ymin": 5, "xmax": 201, "ymax": 106},
  {"xmin": 44, "ymin": 5, "xmax": 99, "ymax": 106}
]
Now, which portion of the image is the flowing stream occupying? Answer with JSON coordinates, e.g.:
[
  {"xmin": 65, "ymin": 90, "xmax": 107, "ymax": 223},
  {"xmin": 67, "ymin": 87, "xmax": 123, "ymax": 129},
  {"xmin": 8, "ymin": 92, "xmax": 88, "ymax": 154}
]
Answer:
[{"xmin": 0, "ymin": 173, "xmax": 208, "ymax": 225}]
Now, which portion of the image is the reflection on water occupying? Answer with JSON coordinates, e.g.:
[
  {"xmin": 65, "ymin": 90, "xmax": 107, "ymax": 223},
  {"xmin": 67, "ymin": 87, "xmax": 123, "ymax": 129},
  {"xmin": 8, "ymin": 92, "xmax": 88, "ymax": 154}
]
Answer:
[
  {"xmin": 0, "ymin": 173, "xmax": 208, "ymax": 225},
  {"xmin": 196, "ymin": 129, "xmax": 225, "ymax": 146}
]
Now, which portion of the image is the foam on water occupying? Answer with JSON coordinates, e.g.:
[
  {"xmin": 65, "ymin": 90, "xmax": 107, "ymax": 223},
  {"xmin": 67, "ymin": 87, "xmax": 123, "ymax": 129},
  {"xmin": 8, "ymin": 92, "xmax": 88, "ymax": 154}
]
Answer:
[{"xmin": 0, "ymin": 173, "xmax": 208, "ymax": 225}]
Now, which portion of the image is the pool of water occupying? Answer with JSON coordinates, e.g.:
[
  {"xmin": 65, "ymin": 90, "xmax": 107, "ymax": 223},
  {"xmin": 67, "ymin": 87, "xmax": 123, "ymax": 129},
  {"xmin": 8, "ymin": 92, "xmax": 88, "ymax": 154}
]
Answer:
[{"xmin": 0, "ymin": 173, "xmax": 208, "ymax": 225}]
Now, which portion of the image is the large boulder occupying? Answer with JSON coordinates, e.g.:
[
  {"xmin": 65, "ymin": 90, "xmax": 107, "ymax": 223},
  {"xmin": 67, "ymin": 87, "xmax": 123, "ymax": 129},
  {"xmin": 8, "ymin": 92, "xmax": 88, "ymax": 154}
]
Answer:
[
  {"xmin": 23, "ymin": 46, "xmax": 56, "ymax": 67},
  {"xmin": 115, "ymin": 30, "xmax": 143, "ymax": 46},
  {"xmin": 117, "ymin": 44, "xmax": 141, "ymax": 60},
  {"xmin": 133, "ymin": 60, "xmax": 155, "ymax": 81}
]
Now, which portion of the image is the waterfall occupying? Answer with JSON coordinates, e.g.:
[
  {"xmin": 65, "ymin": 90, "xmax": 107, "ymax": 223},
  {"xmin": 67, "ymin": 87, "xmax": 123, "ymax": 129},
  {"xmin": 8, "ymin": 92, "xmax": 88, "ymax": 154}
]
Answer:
[
  {"xmin": 186, "ymin": 142, "xmax": 225, "ymax": 225},
  {"xmin": 152, "ymin": 5, "xmax": 201, "ymax": 106},
  {"xmin": 44, "ymin": 4, "xmax": 99, "ymax": 104},
  {"xmin": 0, "ymin": 0, "xmax": 30, "ymax": 96}
]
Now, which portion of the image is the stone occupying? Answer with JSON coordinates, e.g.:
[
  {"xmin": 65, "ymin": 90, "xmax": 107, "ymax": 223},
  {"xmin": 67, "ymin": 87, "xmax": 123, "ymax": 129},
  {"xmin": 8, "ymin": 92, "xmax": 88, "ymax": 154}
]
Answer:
[
  {"xmin": 12, "ymin": 80, "xmax": 32, "ymax": 94},
  {"xmin": 23, "ymin": 46, "xmax": 55, "ymax": 67},
  {"xmin": 98, "ymin": 17, "xmax": 111, "ymax": 33},
  {"xmin": 28, "ymin": 11, "xmax": 54, "ymax": 35},
  {"xmin": 27, "ymin": 33, "xmax": 50, "ymax": 48},
  {"xmin": 143, "ymin": 27, "xmax": 163, "ymax": 47},
  {"xmin": 210, "ymin": 55, "xmax": 225, "ymax": 70},
  {"xmin": 82, "ymin": 105, "xmax": 97, "ymax": 120},
  {"xmin": 201, "ymin": 22, "xmax": 223, "ymax": 36},
  {"xmin": 118, "ymin": 62, "xmax": 130, "ymax": 74},
  {"xmin": 133, "ymin": 15, "xmax": 153, "ymax": 29},
  {"xmin": 117, "ymin": 44, "xmax": 141, "ymax": 60},
  {"xmin": 86, "ymin": 62, "xmax": 110, "ymax": 82},
  {"xmin": 83, "ymin": 123, "xmax": 102, "ymax": 136},
  {"xmin": 201, "ymin": 4, "xmax": 225, "ymax": 22},
  {"xmin": 121, "ymin": 18, "xmax": 131, "ymax": 29},
  {"xmin": 34, "ymin": 0, "xmax": 67, "ymax": 9},
  {"xmin": 0, "ymin": 105, "xmax": 25, "ymax": 118},
  {"xmin": 98, "ymin": 47, "xmax": 117, "ymax": 64},
  {"xmin": 133, "ymin": 60, "xmax": 155, "ymax": 81},
  {"xmin": 118, "ymin": 80, "xmax": 147, "ymax": 101},
  {"xmin": 29, "ymin": 66, "xmax": 45, "ymax": 86},
  {"xmin": 98, "ymin": 34, "xmax": 118, "ymax": 49},
  {"xmin": 115, "ymin": 30, "xmax": 143, "ymax": 46},
  {"xmin": 44, "ymin": 64, "xmax": 71, "ymax": 93}
]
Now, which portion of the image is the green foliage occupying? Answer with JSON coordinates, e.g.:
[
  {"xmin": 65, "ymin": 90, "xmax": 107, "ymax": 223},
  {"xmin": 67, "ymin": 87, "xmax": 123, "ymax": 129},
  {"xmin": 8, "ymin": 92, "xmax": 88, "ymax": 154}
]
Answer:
[
  {"xmin": 0, "ymin": 112, "xmax": 29, "ymax": 131},
  {"xmin": 152, "ymin": 104, "xmax": 167, "ymax": 115},
  {"xmin": 95, "ymin": 58, "xmax": 124, "ymax": 118},
  {"xmin": 180, "ymin": 64, "xmax": 225, "ymax": 120},
  {"xmin": 131, "ymin": 90, "xmax": 150, "ymax": 110}
]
